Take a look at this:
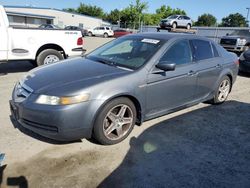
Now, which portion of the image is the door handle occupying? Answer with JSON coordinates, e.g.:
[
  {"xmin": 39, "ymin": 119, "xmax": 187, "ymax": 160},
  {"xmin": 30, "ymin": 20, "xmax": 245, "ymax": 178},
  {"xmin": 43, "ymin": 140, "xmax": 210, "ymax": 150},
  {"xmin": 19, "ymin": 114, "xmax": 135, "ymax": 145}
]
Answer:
[
  {"xmin": 216, "ymin": 64, "xmax": 222, "ymax": 68},
  {"xmin": 187, "ymin": 70, "xmax": 195, "ymax": 76}
]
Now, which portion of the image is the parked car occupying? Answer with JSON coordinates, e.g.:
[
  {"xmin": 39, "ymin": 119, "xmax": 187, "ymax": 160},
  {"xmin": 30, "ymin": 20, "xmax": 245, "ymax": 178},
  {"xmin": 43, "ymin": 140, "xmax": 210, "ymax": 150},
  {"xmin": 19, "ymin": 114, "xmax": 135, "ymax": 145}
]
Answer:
[
  {"xmin": 220, "ymin": 30, "xmax": 250, "ymax": 54},
  {"xmin": 160, "ymin": 15, "xmax": 192, "ymax": 29},
  {"xmin": 39, "ymin": 24, "xmax": 61, "ymax": 29},
  {"xmin": 87, "ymin": 26, "xmax": 114, "ymax": 38},
  {"xmin": 10, "ymin": 33, "xmax": 238, "ymax": 145},
  {"xmin": 114, "ymin": 29, "xmax": 132, "ymax": 38},
  {"xmin": 239, "ymin": 49, "xmax": 250, "ymax": 73},
  {"xmin": 65, "ymin": 25, "xmax": 88, "ymax": 37},
  {"xmin": 0, "ymin": 5, "xmax": 83, "ymax": 66}
]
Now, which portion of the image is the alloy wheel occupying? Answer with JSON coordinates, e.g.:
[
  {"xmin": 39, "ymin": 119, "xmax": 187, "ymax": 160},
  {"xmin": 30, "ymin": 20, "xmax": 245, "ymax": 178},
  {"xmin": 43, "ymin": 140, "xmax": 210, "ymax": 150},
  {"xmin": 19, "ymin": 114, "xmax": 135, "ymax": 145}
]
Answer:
[
  {"xmin": 44, "ymin": 55, "xmax": 60, "ymax": 65},
  {"xmin": 103, "ymin": 104, "xmax": 134, "ymax": 141},
  {"xmin": 217, "ymin": 79, "xmax": 230, "ymax": 102}
]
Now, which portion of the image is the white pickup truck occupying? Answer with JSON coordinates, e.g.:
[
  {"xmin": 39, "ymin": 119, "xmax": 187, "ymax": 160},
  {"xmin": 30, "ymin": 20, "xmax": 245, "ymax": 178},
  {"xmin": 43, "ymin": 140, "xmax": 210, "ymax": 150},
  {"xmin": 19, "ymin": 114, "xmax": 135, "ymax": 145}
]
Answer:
[{"xmin": 0, "ymin": 5, "xmax": 83, "ymax": 66}]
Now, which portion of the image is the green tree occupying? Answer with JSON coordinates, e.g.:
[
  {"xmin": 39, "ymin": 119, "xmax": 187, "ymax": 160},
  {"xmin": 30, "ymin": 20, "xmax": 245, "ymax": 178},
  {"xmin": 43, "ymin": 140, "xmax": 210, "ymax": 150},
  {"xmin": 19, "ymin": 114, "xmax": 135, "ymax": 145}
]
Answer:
[
  {"xmin": 195, "ymin": 13, "xmax": 217, "ymax": 26},
  {"xmin": 156, "ymin": 5, "xmax": 186, "ymax": 19},
  {"xmin": 143, "ymin": 13, "xmax": 162, "ymax": 25},
  {"xmin": 77, "ymin": 3, "xmax": 104, "ymax": 18},
  {"xmin": 220, "ymin": 13, "xmax": 248, "ymax": 27},
  {"xmin": 105, "ymin": 9, "xmax": 121, "ymax": 24},
  {"xmin": 118, "ymin": 0, "xmax": 148, "ymax": 29},
  {"xmin": 153, "ymin": 5, "xmax": 186, "ymax": 24},
  {"xmin": 63, "ymin": 8, "xmax": 77, "ymax": 13}
]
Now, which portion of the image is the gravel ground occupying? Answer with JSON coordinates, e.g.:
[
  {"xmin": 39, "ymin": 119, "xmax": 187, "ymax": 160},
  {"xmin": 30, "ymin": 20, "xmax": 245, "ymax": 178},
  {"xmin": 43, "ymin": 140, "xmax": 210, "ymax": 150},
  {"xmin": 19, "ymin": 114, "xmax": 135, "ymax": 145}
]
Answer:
[{"xmin": 0, "ymin": 37, "xmax": 250, "ymax": 188}]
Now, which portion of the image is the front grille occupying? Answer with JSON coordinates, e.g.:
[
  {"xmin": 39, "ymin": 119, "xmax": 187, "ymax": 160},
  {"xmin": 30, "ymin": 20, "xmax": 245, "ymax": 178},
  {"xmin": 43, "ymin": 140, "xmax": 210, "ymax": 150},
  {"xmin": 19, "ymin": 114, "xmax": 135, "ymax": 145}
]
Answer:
[
  {"xmin": 21, "ymin": 118, "xmax": 58, "ymax": 133},
  {"xmin": 220, "ymin": 38, "xmax": 237, "ymax": 45},
  {"xmin": 14, "ymin": 81, "xmax": 33, "ymax": 102}
]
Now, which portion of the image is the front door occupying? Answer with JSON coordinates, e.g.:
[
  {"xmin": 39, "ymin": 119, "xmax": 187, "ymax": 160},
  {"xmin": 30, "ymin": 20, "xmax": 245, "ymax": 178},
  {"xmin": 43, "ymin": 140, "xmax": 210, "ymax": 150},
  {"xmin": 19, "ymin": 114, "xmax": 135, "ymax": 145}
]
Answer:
[
  {"xmin": 178, "ymin": 16, "xmax": 186, "ymax": 27},
  {"xmin": 145, "ymin": 39, "xmax": 197, "ymax": 119}
]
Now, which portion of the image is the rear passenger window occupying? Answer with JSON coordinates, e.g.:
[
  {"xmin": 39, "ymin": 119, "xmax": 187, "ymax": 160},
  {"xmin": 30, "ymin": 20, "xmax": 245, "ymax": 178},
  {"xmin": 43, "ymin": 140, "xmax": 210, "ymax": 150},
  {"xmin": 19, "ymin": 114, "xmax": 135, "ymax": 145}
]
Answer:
[
  {"xmin": 160, "ymin": 40, "xmax": 192, "ymax": 65},
  {"xmin": 212, "ymin": 44, "xmax": 220, "ymax": 57},
  {"xmin": 191, "ymin": 40, "xmax": 213, "ymax": 61}
]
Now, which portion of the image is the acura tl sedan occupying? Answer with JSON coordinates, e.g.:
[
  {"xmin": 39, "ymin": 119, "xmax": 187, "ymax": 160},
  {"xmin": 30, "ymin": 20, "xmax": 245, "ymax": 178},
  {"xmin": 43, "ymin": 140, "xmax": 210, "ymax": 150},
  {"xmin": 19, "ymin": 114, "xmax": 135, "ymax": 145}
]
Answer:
[{"xmin": 10, "ymin": 33, "xmax": 239, "ymax": 145}]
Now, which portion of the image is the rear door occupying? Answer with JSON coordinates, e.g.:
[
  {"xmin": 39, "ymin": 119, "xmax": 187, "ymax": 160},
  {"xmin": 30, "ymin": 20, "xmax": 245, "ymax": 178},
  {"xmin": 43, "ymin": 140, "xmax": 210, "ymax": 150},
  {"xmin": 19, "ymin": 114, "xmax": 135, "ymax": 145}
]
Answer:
[
  {"xmin": 145, "ymin": 39, "xmax": 197, "ymax": 118},
  {"xmin": 190, "ymin": 39, "xmax": 222, "ymax": 100}
]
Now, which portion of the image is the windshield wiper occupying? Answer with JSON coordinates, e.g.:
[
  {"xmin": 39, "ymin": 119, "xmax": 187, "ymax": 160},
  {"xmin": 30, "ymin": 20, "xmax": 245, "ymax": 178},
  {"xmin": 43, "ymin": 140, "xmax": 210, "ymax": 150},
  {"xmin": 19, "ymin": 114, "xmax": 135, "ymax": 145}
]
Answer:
[
  {"xmin": 87, "ymin": 56, "xmax": 116, "ymax": 67},
  {"xmin": 97, "ymin": 59, "xmax": 115, "ymax": 66}
]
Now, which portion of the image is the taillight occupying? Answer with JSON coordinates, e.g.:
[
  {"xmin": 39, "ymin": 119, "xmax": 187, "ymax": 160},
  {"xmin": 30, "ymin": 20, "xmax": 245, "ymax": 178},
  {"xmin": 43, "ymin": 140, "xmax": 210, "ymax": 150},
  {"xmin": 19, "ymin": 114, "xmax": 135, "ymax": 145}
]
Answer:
[
  {"xmin": 234, "ymin": 59, "xmax": 239, "ymax": 65},
  {"xmin": 77, "ymin": 37, "xmax": 83, "ymax": 45}
]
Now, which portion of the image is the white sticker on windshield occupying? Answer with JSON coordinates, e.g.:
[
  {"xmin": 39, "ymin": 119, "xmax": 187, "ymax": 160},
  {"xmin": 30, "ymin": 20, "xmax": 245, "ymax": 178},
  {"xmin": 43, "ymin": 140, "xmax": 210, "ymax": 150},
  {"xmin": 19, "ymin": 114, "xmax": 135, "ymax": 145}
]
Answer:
[{"xmin": 141, "ymin": 39, "xmax": 160, "ymax": 44}]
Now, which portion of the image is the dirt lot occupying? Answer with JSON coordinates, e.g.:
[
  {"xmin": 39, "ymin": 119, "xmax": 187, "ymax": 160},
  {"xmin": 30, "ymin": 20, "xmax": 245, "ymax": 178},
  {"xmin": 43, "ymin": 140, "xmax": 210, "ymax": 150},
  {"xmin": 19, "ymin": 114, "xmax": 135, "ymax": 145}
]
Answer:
[{"xmin": 0, "ymin": 37, "xmax": 250, "ymax": 188}]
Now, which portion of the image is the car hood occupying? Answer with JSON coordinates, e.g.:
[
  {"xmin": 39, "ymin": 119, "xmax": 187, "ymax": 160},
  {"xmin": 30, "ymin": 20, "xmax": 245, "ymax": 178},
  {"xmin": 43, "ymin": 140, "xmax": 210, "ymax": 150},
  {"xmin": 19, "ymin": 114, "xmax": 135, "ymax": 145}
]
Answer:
[
  {"xmin": 22, "ymin": 57, "xmax": 130, "ymax": 94},
  {"xmin": 162, "ymin": 19, "xmax": 172, "ymax": 22}
]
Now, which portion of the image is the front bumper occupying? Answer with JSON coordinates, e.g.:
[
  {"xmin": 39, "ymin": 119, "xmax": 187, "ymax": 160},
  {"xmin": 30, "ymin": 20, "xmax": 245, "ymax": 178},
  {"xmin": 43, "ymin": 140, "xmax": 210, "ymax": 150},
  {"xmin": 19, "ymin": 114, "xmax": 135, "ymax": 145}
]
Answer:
[
  {"xmin": 160, "ymin": 22, "xmax": 171, "ymax": 28},
  {"xmin": 9, "ymin": 98, "xmax": 100, "ymax": 141},
  {"xmin": 220, "ymin": 45, "xmax": 246, "ymax": 52}
]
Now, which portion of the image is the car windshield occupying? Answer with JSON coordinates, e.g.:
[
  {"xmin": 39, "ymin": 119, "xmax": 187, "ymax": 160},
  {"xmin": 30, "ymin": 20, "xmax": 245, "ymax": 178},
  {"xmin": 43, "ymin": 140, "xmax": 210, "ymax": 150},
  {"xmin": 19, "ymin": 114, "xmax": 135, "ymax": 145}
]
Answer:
[
  {"xmin": 229, "ymin": 30, "xmax": 250, "ymax": 37},
  {"xmin": 86, "ymin": 37, "xmax": 165, "ymax": 70},
  {"xmin": 167, "ymin": 15, "xmax": 178, "ymax": 19}
]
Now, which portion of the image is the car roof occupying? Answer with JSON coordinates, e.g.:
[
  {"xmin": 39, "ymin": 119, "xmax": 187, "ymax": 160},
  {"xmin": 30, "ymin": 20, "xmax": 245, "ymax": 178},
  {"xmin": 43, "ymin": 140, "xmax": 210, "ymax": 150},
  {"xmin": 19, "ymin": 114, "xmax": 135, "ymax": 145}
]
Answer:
[{"xmin": 130, "ymin": 32, "xmax": 208, "ymax": 41}]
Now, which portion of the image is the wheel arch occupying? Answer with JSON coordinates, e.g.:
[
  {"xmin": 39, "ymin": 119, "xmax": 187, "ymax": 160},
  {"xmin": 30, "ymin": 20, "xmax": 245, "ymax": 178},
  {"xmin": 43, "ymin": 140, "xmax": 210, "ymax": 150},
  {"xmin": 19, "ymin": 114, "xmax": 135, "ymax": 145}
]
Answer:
[
  {"xmin": 216, "ymin": 69, "xmax": 234, "ymax": 93},
  {"xmin": 36, "ymin": 43, "xmax": 66, "ymax": 59},
  {"xmin": 172, "ymin": 21, "xmax": 177, "ymax": 26},
  {"xmin": 226, "ymin": 73, "xmax": 233, "ymax": 92},
  {"xmin": 91, "ymin": 94, "xmax": 143, "ymax": 134}
]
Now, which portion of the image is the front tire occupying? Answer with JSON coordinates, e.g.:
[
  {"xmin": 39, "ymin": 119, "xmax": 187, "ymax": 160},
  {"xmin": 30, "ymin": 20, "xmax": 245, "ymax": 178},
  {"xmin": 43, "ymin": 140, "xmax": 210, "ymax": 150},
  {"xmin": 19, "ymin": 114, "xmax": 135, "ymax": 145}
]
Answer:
[
  {"xmin": 211, "ymin": 76, "xmax": 231, "ymax": 104},
  {"xmin": 172, "ymin": 22, "xmax": 177, "ymax": 29},
  {"xmin": 36, "ymin": 49, "xmax": 63, "ymax": 66},
  {"xmin": 93, "ymin": 97, "xmax": 136, "ymax": 145}
]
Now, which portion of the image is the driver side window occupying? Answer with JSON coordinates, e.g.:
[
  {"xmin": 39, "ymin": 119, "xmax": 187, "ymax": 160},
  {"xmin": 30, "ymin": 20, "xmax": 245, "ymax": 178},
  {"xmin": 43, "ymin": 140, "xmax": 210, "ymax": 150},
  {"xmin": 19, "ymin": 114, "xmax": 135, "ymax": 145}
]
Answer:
[{"xmin": 159, "ymin": 40, "xmax": 192, "ymax": 66}]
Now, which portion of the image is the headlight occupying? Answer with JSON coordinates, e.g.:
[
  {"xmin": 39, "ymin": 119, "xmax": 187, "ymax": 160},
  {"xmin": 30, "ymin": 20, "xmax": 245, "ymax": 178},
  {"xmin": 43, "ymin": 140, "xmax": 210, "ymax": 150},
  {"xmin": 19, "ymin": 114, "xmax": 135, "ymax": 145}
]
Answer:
[
  {"xmin": 238, "ymin": 39, "xmax": 246, "ymax": 46},
  {"xmin": 35, "ymin": 93, "xmax": 90, "ymax": 105}
]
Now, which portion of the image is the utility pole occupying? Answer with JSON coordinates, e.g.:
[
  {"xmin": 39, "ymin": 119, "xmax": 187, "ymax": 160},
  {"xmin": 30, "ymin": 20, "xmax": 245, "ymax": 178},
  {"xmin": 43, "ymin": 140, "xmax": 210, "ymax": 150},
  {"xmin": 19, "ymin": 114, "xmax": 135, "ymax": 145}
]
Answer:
[{"xmin": 247, "ymin": 7, "xmax": 250, "ymax": 24}]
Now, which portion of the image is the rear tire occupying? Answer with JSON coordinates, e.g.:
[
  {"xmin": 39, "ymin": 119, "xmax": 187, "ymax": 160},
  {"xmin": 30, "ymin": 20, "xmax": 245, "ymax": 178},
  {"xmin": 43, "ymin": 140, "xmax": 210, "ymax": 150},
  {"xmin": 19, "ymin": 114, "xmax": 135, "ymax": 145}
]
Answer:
[
  {"xmin": 93, "ymin": 97, "xmax": 136, "ymax": 145},
  {"xmin": 88, "ymin": 32, "xmax": 93, "ymax": 37},
  {"xmin": 187, "ymin": 24, "xmax": 191, "ymax": 30},
  {"xmin": 36, "ymin": 49, "xmax": 63, "ymax": 66},
  {"xmin": 103, "ymin": 33, "xmax": 108, "ymax": 38},
  {"xmin": 210, "ymin": 76, "xmax": 231, "ymax": 104}
]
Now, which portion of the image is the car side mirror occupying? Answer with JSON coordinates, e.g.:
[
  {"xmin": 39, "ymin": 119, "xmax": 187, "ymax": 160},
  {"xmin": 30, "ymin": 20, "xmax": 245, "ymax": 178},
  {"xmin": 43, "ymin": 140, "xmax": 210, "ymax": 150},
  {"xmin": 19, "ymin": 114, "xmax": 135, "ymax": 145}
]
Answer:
[{"xmin": 155, "ymin": 62, "xmax": 176, "ymax": 72}]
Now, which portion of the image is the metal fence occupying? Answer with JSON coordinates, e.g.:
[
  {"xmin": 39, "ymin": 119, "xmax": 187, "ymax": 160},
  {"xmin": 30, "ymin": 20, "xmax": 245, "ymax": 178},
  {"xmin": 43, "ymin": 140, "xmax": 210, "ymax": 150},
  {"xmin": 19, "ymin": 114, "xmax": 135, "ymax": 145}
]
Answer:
[
  {"xmin": 140, "ymin": 26, "xmax": 250, "ymax": 43},
  {"xmin": 111, "ymin": 23, "xmax": 250, "ymax": 43}
]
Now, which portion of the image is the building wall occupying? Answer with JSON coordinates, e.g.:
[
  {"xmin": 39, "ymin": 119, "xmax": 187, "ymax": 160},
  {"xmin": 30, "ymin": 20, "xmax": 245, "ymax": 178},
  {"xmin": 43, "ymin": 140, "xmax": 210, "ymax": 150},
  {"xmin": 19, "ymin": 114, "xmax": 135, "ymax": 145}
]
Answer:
[{"xmin": 5, "ymin": 7, "xmax": 110, "ymax": 29}]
